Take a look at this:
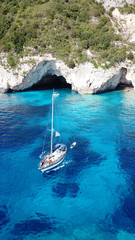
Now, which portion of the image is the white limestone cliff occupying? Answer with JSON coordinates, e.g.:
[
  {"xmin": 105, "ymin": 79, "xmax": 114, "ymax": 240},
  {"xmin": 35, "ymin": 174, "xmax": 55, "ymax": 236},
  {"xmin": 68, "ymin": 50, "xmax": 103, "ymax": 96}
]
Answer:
[
  {"xmin": 112, "ymin": 8, "xmax": 135, "ymax": 43},
  {"xmin": 96, "ymin": 0, "xmax": 134, "ymax": 11},
  {"xmin": 0, "ymin": 4, "xmax": 135, "ymax": 94},
  {"xmin": 0, "ymin": 52, "xmax": 135, "ymax": 94}
]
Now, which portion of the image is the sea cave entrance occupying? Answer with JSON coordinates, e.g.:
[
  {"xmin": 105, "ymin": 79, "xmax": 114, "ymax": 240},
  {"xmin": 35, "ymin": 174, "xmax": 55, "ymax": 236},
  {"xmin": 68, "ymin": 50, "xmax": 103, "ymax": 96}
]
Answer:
[{"xmin": 29, "ymin": 74, "xmax": 71, "ymax": 91}]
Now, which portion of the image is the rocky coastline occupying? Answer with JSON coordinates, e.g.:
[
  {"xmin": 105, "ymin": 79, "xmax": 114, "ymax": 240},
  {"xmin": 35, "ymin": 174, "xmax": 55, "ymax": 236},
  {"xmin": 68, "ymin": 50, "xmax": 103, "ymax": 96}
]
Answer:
[
  {"xmin": 0, "ymin": 53, "xmax": 134, "ymax": 94},
  {"xmin": 0, "ymin": 5, "xmax": 135, "ymax": 95}
]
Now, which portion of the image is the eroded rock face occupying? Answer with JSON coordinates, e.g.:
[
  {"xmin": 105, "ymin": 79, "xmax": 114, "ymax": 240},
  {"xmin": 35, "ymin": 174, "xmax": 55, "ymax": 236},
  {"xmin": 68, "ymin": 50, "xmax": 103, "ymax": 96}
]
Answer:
[
  {"xmin": 96, "ymin": 2, "xmax": 135, "ymax": 43},
  {"xmin": 74, "ymin": 66, "xmax": 130, "ymax": 94},
  {"xmin": 96, "ymin": 0, "xmax": 134, "ymax": 11},
  {"xmin": 0, "ymin": 1, "xmax": 135, "ymax": 94},
  {"xmin": 0, "ymin": 54, "xmax": 134, "ymax": 94},
  {"xmin": 12, "ymin": 60, "xmax": 62, "ymax": 91},
  {"xmin": 112, "ymin": 9, "xmax": 135, "ymax": 43},
  {"xmin": 11, "ymin": 61, "xmax": 130, "ymax": 94},
  {"xmin": 12, "ymin": 61, "xmax": 134, "ymax": 94}
]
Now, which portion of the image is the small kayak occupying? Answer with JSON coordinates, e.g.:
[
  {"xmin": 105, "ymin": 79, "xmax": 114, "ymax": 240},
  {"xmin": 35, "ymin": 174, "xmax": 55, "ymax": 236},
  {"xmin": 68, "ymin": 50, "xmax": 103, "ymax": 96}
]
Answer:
[{"xmin": 70, "ymin": 142, "xmax": 76, "ymax": 149}]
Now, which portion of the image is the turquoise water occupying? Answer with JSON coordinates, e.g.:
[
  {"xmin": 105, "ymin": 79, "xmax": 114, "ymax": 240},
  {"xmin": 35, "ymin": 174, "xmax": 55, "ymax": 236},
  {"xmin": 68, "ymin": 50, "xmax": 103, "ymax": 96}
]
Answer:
[{"xmin": 0, "ymin": 89, "xmax": 135, "ymax": 239}]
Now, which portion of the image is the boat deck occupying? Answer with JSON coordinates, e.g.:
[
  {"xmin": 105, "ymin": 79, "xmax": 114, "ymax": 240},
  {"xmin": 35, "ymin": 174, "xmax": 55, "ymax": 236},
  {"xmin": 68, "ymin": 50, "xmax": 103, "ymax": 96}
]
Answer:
[{"xmin": 39, "ymin": 145, "xmax": 67, "ymax": 170}]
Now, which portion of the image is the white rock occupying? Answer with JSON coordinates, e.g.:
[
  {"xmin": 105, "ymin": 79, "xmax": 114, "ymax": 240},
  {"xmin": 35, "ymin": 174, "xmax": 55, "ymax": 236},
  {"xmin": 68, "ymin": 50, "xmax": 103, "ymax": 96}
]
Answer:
[
  {"xmin": 0, "ymin": 53, "xmax": 135, "ymax": 94},
  {"xmin": 96, "ymin": 0, "xmax": 134, "ymax": 11},
  {"xmin": 112, "ymin": 9, "xmax": 135, "ymax": 43}
]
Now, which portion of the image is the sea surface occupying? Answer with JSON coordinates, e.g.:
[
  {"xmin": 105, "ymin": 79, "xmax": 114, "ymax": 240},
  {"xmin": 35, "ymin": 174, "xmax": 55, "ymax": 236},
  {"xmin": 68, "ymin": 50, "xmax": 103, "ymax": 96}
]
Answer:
[{"xmin": 0, "ymin": 88, "xmax": 135, "ymax": 240}]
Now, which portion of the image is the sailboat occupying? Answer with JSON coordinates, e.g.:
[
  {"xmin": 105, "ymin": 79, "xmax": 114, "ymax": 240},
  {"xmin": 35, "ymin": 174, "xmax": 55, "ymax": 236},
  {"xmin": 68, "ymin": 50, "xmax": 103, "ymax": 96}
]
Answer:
[{"xmin": 38, "ymin": 91, "xmax": 67, "ymax": 172}]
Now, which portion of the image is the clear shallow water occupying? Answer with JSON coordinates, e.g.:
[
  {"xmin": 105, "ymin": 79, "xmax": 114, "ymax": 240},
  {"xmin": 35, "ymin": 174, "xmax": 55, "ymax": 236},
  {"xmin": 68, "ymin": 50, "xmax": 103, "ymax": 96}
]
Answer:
[{"xmin": 0, "ymin": 89, "xmax": 135, "ymax": 239}]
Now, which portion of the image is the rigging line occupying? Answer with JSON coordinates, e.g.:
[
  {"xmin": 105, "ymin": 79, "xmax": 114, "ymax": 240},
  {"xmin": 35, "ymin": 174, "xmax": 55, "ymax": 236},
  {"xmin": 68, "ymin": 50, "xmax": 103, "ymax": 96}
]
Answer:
[
  {"xmin": 41, "ymin": 103, "xmax": 51, "ymax": 155},
  {"xmin": 54, "ymin": 98, "xmax": 62, "ymax": 142}
]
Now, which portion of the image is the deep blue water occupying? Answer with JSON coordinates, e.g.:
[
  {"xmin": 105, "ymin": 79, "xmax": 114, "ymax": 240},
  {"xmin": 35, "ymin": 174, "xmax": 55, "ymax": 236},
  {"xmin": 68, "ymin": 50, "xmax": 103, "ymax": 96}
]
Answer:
[{"xmin": 0, "ymin": 89, "xmax": 135, "ymax": 239}]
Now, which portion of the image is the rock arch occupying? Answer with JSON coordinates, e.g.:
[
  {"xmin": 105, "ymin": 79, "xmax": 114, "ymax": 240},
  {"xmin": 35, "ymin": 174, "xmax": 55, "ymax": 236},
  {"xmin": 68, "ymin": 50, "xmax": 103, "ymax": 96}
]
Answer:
[
  {"xmin": 0, "ymin": 58, "xmax": 134, "ymax": 94},
  {"xmin": 12, "ymin": 60, "xmax": 71, "ymax": 91},
  {"xmin": 29, "ymin": 74, "xmax": 71, "ymax": 90}
]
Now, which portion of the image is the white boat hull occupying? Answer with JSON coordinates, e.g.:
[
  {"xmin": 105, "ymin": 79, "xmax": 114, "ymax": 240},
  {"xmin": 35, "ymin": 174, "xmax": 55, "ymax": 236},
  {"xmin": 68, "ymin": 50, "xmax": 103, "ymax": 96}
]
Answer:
[
  {"xmin": 39, "ymin": 144, "xmax": 67, "ymax": 172},
  {"xmin": 40, "ymin": 154, "xmax": 66, "ymax": 172}
]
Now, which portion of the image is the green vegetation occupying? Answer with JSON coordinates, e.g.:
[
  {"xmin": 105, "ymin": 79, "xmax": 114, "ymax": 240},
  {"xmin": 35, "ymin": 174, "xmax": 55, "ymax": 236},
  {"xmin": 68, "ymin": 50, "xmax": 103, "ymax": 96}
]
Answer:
[
  {"xmin": 127, "ymin": 52, "xmax": 134, "ymax": 61},
  {"xmin": 119, "ymin": 3, "xmax": 135, "ymax": 14},
  {"xmin": 67, "ymin": 59, "xmax": 75, "ymax": 68},
  {"xmin": 0, "ymin": 0, "xmax": 134, "ymax": 68},
  {"xmin": 7, "ymin": 53, "xmax": 16, "ymax": 67}
]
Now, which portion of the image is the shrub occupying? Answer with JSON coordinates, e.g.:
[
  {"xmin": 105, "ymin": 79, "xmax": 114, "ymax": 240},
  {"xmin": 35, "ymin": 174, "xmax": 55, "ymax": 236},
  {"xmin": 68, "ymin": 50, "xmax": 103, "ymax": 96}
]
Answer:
[
  {"xmin": 7, "ymin": 53, "xmax": 16, "ymax": 67},
  {"xmin": 108, "ymin": 7, "xmax": 115, "ymax": 16},
  {"xmin": 0, "ymin": 15, "xmax": 12, "ymax": 39},
  {"xmin": 119, "ymin": 4, "xmax": 135, "ymax": 14},
  {"xmin": 67, "ymin": 59, "xmax": 75, "ymax": 68},
  {"xmin": 113, "ymin": 48, "xmax": 127, "ymax": 63},
  {"xmin": 78, "ymin": 11, "xmax": 89, "ymax": 22},
  {"xmin": 100, "ymin": 50, "xmax": 109, "ymax": 59},
  {"xmin": 127, "ymin": 52, "xmax": 134, "ymax": 60},
  {"xmin": 81, "ymin": 40, "xmax": 89, "ymax": 49},
  {"xmin": 0, "ymin": 0, "xmax": 133, "ymax": 68}
]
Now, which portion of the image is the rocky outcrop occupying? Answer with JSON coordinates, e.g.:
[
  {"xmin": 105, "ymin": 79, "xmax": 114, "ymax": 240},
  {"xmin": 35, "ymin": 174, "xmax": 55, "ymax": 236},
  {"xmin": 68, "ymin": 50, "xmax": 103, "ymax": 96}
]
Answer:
[
  {"xmin": 96, "ymin": 0, "xmax": 134, "ymax": 11},
  {"xmin": 112, "ymin": 9, "xmax": 135, "ymax": 43},
  {"xmin": 0, "ymin": 1, "xmax": 135, "ymax": 94},
  {"xmin": 71, "ymin": 65, "xmax": 132, "ymax": 94},
  {"xmin": 96, "ymin": 2, "xmax": 135, "ymax": 43},
  {"xmin": 12, "ymin": 60, "xmax": 62, "ymax": 91},
  {"xmin": 0, "ymin": 52, "xmax": 134, "ymax": 94}
]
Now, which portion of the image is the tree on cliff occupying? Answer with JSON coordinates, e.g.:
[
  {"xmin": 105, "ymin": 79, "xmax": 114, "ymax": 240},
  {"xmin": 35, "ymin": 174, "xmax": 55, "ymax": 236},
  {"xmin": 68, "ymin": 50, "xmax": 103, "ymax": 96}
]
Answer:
[{"xmin": 0, "ymin": 0, "xmax": 134, "ymax": 68}]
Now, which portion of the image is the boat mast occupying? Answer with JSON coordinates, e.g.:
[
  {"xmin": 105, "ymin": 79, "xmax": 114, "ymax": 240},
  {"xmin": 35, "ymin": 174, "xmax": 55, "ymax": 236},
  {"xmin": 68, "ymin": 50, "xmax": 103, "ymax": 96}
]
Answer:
[{"xmin": 51, "ymin": 90, "xmax": 54, "ymax": 154}]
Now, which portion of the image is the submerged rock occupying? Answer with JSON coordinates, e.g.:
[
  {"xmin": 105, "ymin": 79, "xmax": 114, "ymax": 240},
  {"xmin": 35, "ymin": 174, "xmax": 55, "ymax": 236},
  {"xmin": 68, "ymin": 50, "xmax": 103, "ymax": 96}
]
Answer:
[
  {"xmin": 0, "ymin": 206, "xmax": 9, "ymax": 228},
  {"xmin": 12, "ymin": 215, "xmax": 55, "ymax": 236}
]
